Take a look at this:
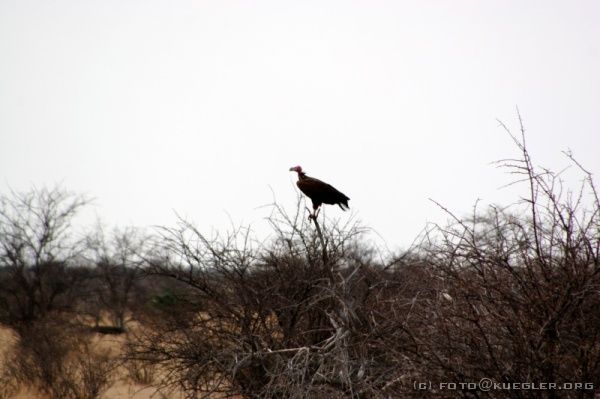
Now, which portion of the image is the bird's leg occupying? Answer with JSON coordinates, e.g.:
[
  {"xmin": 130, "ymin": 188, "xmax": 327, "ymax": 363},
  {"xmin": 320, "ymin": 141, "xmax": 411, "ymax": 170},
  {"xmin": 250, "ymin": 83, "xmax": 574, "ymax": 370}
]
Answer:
[{"xmin": 313, "ymin": 206, "xmax": 321, "ymax": 219}]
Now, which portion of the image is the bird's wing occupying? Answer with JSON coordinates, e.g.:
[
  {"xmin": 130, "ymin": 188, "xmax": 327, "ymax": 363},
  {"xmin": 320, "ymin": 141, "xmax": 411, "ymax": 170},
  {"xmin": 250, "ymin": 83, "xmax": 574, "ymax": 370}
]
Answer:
[
  {"xmin": 298, "ymin": 176, "xmax": 349, "ymax": 202},
  {"xmin": 297, "ymin": 176, "xmax": 327, "ymax": 199}
]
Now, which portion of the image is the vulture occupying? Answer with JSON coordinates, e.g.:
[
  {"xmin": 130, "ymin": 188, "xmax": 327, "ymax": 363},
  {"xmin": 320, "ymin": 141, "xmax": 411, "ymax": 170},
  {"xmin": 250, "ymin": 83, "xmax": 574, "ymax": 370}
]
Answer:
[{"xmin": 289, "ymin": 165, "xmax": 350, "ymax": 219}]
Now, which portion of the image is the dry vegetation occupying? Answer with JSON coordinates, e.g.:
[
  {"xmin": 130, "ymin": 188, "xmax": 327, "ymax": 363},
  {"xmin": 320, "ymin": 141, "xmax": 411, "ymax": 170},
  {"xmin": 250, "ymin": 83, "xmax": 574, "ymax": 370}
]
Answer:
[{"xmin": 1, "ymin": 124, "xmax": 599, "ymax": 398}]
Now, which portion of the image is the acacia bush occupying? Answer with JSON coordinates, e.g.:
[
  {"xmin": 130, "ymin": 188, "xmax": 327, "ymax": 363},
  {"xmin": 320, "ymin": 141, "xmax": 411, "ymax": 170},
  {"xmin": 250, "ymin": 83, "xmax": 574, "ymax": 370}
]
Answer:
[
  {"xmin": 403, "ymin": 124, "xmax": 600, "ymax": 398},
  {"xmin": 126, "ymin": 204, "xmax": 462, "ymax": 398},
  {"xmin": 129, "ymin": 203, "xmax": 405, "ymax": 398}
]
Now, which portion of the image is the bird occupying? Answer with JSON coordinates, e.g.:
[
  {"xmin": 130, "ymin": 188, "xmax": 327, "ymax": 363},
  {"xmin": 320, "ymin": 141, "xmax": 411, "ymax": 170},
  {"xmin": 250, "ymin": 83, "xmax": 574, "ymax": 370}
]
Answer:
[{"xmin": 289, "ymin": 165, "xmax": 350, "ymax": 219}]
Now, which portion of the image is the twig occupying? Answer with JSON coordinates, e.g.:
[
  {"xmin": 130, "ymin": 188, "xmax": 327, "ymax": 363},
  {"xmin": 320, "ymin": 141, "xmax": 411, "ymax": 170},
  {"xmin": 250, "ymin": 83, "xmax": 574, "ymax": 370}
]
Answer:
[{"xmin": 310, "ymin": 214, "xmax": 328, "ymax": 264}]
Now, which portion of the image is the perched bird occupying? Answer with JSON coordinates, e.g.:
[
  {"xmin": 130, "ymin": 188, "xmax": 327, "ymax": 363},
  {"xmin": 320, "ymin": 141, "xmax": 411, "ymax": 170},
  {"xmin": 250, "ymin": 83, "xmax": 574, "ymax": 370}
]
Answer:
[{"xmin": 289, "ymin": 165, "xmax": 350, "ymax": 219}]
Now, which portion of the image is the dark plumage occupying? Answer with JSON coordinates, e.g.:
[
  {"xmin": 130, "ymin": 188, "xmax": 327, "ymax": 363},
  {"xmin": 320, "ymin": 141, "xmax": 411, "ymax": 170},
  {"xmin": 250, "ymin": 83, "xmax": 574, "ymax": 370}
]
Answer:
[{"xmin": 289, "ymin": 165, "xmax": 350, "ymax": 218}]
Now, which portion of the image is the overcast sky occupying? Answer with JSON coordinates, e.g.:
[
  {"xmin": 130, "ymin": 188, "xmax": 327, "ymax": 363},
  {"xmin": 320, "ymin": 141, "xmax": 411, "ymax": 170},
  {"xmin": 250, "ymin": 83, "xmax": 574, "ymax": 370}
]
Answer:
[{"xmin": 1, "ymin": 1, "xmax": 599, "ymax": 250}]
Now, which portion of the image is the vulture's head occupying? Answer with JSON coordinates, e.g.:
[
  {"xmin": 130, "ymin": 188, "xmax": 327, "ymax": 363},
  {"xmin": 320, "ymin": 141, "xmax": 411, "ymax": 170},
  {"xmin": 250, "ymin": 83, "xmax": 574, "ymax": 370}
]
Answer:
[{"xmin": 289, "ymin": 165, "xmax": 303, "ymax": 173}]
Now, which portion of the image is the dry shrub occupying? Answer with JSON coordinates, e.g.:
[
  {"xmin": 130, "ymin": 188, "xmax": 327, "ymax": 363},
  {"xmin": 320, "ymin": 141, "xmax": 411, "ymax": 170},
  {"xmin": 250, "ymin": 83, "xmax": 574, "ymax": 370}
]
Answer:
[
  {"xmin": 72, "ymin": 344, "xmax": 116, "ymax": 399},
  {"xmin": 0, "ymin": 327, "xmax": 19, "ymax": 398},
  {"xmin": 125, "ymin": 354, "xmax": 157, "ymax": 385},
  {"xmin": 0, "ymin": 359, "xmax": 19, "ymax": 398},
  {"xmin": 6, "ymin": 319, "xmax": 116, "ymax": 399}
]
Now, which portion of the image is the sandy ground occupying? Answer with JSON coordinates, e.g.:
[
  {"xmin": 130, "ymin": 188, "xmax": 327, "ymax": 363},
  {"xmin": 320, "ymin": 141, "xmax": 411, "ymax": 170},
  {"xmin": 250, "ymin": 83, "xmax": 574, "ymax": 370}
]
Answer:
[{"xmin": 10, "ymin": 381, "xmax": 175, "ymax": 399}]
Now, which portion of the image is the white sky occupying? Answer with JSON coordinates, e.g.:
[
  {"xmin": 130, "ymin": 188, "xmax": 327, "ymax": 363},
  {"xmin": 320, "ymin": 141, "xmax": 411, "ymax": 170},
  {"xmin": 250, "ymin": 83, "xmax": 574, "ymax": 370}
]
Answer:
[{"xmin": 1, "ymin": 1, "xmax": 599, "ymax": 250}]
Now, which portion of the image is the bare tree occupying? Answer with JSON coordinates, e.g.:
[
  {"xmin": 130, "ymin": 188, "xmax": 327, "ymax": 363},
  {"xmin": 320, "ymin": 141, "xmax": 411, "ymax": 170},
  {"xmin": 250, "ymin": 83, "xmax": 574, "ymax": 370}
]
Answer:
[
  {"xmin": 85, "ymin": 225, "xmax": 148, "ymax": 332},
  {"xmin": 0, "ymin": 186, "xmax": 89, "ymax": 328}
]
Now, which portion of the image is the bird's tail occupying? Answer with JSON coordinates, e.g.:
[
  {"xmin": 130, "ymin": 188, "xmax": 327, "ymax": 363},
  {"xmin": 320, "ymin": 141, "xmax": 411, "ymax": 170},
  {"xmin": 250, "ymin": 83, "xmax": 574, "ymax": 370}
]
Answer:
[{"xmin": 338, "ymin": 201, "xmax": 349, "ymax": 211}]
